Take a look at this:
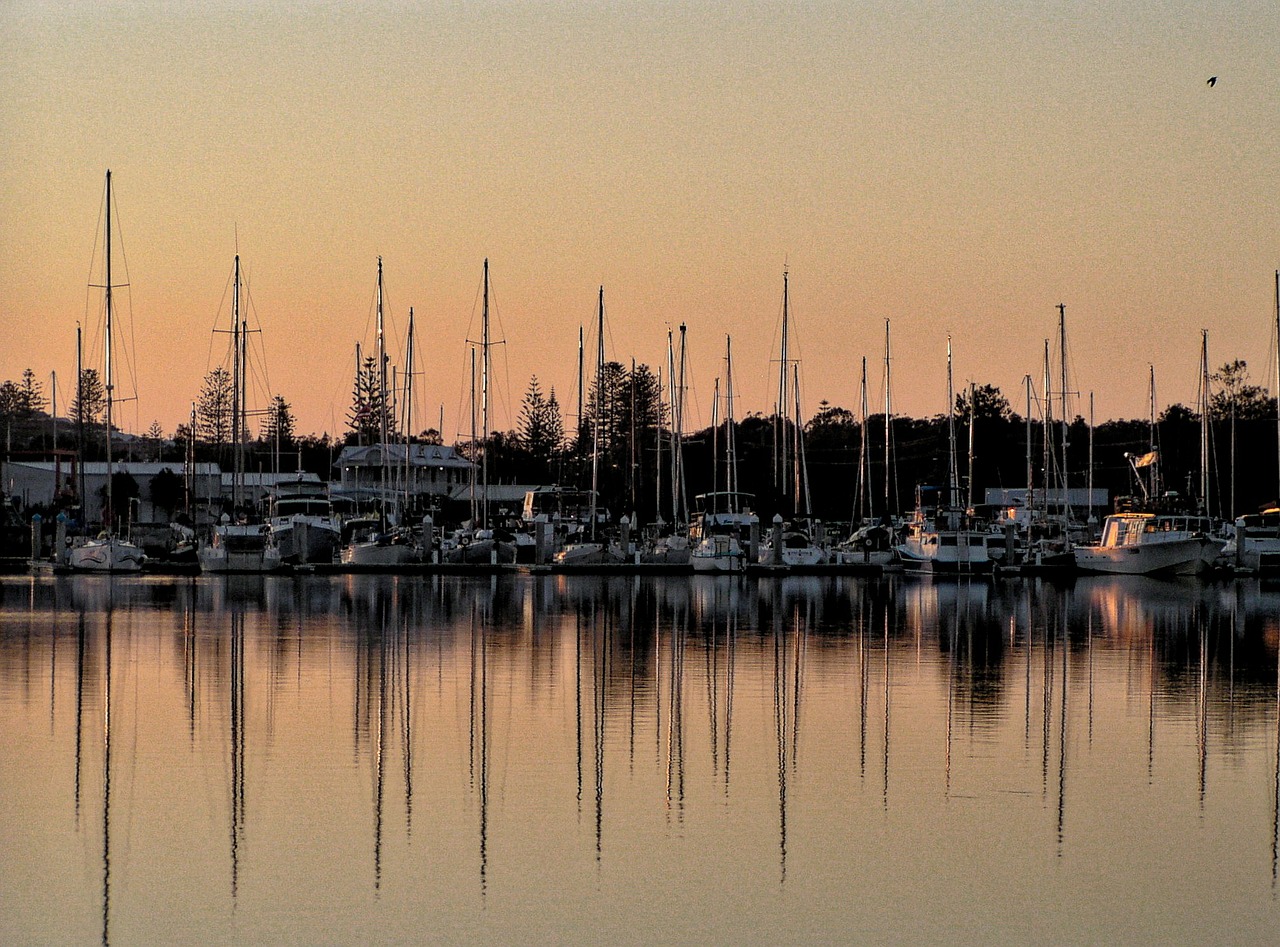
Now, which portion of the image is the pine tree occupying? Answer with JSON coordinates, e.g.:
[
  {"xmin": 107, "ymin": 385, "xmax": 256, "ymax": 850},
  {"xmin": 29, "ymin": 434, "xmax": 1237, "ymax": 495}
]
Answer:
[
  {"xmin": 261, "ymin": 394, "xmax": 296, "ymax": 449},
  {"xmin": 197, "ymin": 367, "xmax": 234, "ymax": 449},
  {"xmin": 146, "ymin": 420, "xmax": 164, "ymax": 461},
  {"xmin": 70, "ymin": 369, "xmax": 105, "ymax": 427},
  {"xmin": 347, "ymin": 355, "xmax": 394, "ymax": 444},
  {"xmin": 519, "ymin": 376, "xmax": 552, "ymax": 456},
  {"xmin": 18, "ymin": 369, "xmax": 47, "ymax": 417},
  {"xmin": 544, "ymin": 388, "xmax": 565, "ymax": 455}
]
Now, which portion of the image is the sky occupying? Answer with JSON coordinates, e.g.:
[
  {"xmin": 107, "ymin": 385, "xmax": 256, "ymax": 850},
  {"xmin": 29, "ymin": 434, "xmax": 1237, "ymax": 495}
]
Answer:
[{"xmin": 2, "ymin": 0, "xmax": 1278, "ymax": 442}]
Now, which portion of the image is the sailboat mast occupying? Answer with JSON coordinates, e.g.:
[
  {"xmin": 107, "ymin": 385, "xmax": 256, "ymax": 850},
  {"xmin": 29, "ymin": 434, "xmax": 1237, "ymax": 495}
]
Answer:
[
  {"xmin": 967, "ymin": 381, "xmax": 976, "ymax": 510},
  {"xmin": 654, "ymin": 365, "xmax": 663, "ymax": 522},
  {"xmin": 1088, "ymin": 391, "xmax": 1095, "ymax": 528},
  {"xmin": 377, "ymin": 257, "xmax": 389, "ymax": 525},
  {"xmin": 469, "ymin": 346, "xmax": 477, "ymax": 525},
  {"xmin": 76, "ymin": 323, "xmax": 86, "ymax": 512},
  {"xmin": 667, "ymin": 328, "xmax": 677, "ymax": 525},
  {"xmin": 1058, "ymin": 304, "xmax": 1069, "ymax": 523},
  {"xmin": 1043, "ymin": 339, "xmax": 1053, "ymax": 517},
  {"xmin": 404, "ymin": 307, "xmax": 415, "ymax": 510},
  {"xmin": 946, "ymin": 336, "xmax": 958, "ymax": 509},
  {"xmin": 231, "ymin": 255, "xmax": 242, "ymax": 511},
  {"xmin": 710, "ymin": 377, "xmax": 720, "ymax": 498},
  {"xmin": 1200, "ymin": 329, "xmax": 1211, "ymax": 513},
  {"xmin": 726, "ymin": 336, "xmax": 738, "ymax": 510},
  {"xmin": 794, "ymin": 363, "xmax": 811, "ymax": 517},
  {"xmin": 858, "ymin": 356, "xmax": 870, "ymax": 523},
  {"xmin": 1274, "ymin": 270, "xmax": 1279, "ymax": 503},
  {"xmin": 777, "ymin": 269, "xmax": 790, "ymax": 499},
  {"xmin": 1025, "ymin": 375, "xmax": 1033, "ymax": 519},
  {"xmin": 677, "ymin": 323, "xmax": 688, "ymax": 527},
  {"xmin": 104, "ymin": 170, "xmax": 115, "ymax": 530},
  {"xmin": 1148, "ymin": 364, "xmax": 1158, "ymax": 498},
  {"xmin": 481, "ymin": 259, "xmax": 490, "ymax": 530},
  {"xmin": 577, "ymin": 326, "xmax": 584, "ymax": 447},
  {"xmin": 884, "ymin": 319, "xmax": 894, "ymax": 516},
  {"xmin": 590, "ymin": 287, "xmax": 604, "ymax": 541}
]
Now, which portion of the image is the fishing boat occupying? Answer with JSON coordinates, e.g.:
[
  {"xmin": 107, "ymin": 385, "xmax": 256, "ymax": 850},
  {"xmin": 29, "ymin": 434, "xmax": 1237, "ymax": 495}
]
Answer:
[
  {"xmin": 896, "ymin": 489, "xmax": 995, "ymax": 575},
  {"xmin": 68, "ymin": 170, "xmax": 144, "ymax": 574},
  {"xmin": 1075, "ymin": 447, "xmax": 1220, "ymax": 575},
  {"xmin": 1075, "ymin": 499, "xmax": 1221, "ymax": 575}
]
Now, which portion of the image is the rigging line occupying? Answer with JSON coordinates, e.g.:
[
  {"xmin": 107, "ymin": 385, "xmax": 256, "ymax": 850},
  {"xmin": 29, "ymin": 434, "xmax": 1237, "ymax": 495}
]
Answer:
[
  {"xmin": 241, "ymin": 274, "xmax": 274, "ymax": 398},
  {"xmin": 205, "ymin": 271, "xmax": 234, "ymax": 374},
  {"xmin": 109, "ymin": 184, "xmax": 142, "ymax": 411}
]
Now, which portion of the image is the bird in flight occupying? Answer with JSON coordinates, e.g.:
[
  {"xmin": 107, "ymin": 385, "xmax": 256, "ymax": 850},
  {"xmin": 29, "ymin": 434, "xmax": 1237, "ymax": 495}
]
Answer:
[{"xmin": 1207, "ymin": 76, "xmax": 1217, "ymax": 87}]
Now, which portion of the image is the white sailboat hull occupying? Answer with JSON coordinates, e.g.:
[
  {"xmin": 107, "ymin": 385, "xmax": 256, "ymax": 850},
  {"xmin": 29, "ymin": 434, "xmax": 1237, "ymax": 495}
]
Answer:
[
  {"xmin": 896, "ymin": 531, "xmax": 994, "ymax": 575},
  {"xmin": 341, "ymin": 540, "xmax": 418, "ymax": 566},
  {"xmin": 68, "ymin": 537, "xmax": 145, "ymax": 573},
  {"xmin": 690, "ymin": 536, "xmax": 747, "ymax": 573}
]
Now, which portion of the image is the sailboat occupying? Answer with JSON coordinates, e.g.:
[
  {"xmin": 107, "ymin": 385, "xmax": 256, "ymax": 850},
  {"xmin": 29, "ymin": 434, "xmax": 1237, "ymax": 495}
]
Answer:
[
  {"xmin": 640, "ymin": 325, "xmax": 693, "ymax": 564},
  {"xmin": 1222, "ymin": 272, "xmax": 1280, "ymax": 573},
  {"xmin": 895, "ymin": 337, "xmax": 994, "ymax": 575},
  {"xmin": 446, "ymin": 260, "xmax": 516, "ymax": 565},
  {"xmin": 835, "ymin": 356, "xmax": 895, "ymax": 566},
  {"xmin": 69, "ymin": 170, "xmax": 145, "ymax": 573},
  {"xmin": 690, "ymin": 336, "xmax": 759, "ymax": 572},
  {"xmin": 554, "ymin": 286, "xmax": 621, "ymax": 566},
  {"xmin": 757, "ymin": 269, "xmax": 826, "ymax": 567},
  {"xmin": 342, "ymin": 262, "xmax": 420, "ymax": 566},
  {"xmin": 199, "ymin": 254, "xmax": 284, "ymax": 573}
]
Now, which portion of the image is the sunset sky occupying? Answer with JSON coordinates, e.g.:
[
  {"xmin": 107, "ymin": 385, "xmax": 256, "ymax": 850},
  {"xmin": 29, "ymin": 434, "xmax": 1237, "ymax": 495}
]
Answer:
[{"xmin": 2, "ymin": 1, "xmax": 1277, "ymax": 442}]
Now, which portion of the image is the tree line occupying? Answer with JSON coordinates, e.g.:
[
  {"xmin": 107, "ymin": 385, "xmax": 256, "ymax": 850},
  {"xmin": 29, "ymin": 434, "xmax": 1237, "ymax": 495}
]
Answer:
[{"xmin": 4, "ymin": 357, "xmax": 1277, "ymax": 525}]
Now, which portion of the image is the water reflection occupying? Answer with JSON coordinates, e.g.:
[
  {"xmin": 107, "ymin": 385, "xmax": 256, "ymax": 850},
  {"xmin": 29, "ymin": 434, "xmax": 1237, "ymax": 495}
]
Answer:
[{"xmin": 2, "ymin": 573, "xmax": 1279, "ymax": 944}]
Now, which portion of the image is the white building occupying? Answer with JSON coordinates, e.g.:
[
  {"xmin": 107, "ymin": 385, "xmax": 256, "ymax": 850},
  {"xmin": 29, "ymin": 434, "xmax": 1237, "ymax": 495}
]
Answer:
[
  {"xmin": 1, "ymin": 460, "xmax": 222, "ymax": 524},
  {"xmin": 984, "ymin": 487, "xmax": 1109, "ymax": 526},
  {"xmin": 334, "ymin": 443, "xmax": 474, "ymax": 501}
]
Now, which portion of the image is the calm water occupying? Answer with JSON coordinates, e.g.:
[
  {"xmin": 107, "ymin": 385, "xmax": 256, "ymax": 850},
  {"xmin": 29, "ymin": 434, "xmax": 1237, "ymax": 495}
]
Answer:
[{"xmin": 2, "ymin": 573, "xmax": 1279, "ymax": 945}]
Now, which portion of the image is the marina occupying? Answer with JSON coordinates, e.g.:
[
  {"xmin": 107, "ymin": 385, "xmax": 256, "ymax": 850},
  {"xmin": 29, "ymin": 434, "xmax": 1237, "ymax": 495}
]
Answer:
[{"xmin": 3, "ymin": 6, "xmax": 1280, "ymax": 942}]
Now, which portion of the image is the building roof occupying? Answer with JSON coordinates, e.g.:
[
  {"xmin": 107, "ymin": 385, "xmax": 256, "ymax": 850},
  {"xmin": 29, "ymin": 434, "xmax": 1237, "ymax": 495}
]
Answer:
[
  {"xmin": 4, "ymin": 461, "xmax": 221, "ymax": 476},
  {"xmin": 221, "ymin": 471, "xmax": 322, "ymax": 487},
  {"xmin": 336, "ymin": 443, "xmax": 474, "ymax": 470},
  {"xmin": 448, "ymin": 483, "xmax": 543, "ymax": 504}
]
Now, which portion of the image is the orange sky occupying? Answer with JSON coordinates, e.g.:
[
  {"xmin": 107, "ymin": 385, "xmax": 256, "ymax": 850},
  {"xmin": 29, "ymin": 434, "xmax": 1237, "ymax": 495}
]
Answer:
[{"xmin": 2, "ymin": 2, "xmax": 1277, "ymax": 441}]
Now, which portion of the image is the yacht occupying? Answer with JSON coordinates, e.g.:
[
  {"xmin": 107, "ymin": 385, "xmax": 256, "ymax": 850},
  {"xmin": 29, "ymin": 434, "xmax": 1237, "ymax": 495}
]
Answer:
[
  {"xmin": 269, "ymin": 478, "xmax": 343, "ymax": 565},
  {"xmin": 896, "ymin": 503, "xmax": 995, "ymax": 575},
  {"xmin": 689, "ymin": 491, "xmax": 758, "ymax": 574},
  {"xmin": 1221, "ymin": 506, "xmax": 1280, "ymax": 573},
  {"xmin": 199, "ymin": 519, "xmax": 284, "ymax": 573},
  {"xmin": 1075, "ymin": 498, "xmax": 1221, "ymax": 575}
]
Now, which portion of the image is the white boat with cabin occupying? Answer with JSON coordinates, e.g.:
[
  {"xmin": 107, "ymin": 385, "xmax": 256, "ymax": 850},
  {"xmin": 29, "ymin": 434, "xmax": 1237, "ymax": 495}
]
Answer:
[
  {"xmin": 269, "ymin": 478, "xmax": 343, "ymax": 565},
  {"xmin": 1074, "ymin": 502, "xmax": 1221, "ymax": 576},
  {"xmin": 689, "ymin": 492, "xmax": 758, "ymax": 574},
  {"xmin": 1221, "ymin": 506, "xmax": 1280, "ymax": 573}
]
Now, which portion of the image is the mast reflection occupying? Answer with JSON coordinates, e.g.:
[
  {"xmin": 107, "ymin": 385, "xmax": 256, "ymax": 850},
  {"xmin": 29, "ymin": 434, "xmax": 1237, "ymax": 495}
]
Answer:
[{"xmin": 6, "ymin": 570, "xmax": 1280, "ymax": 929}]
